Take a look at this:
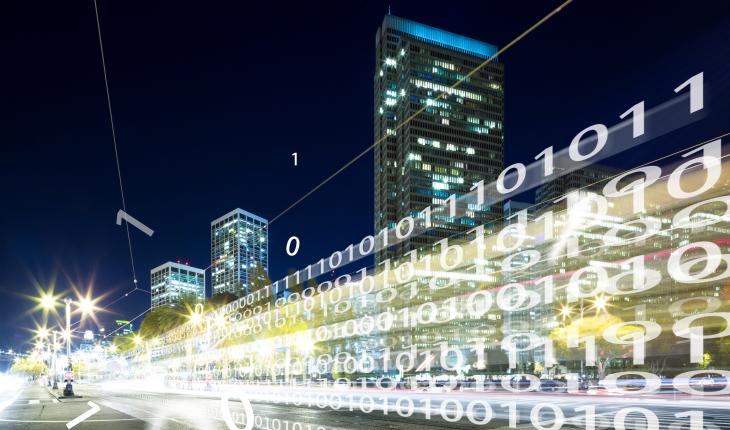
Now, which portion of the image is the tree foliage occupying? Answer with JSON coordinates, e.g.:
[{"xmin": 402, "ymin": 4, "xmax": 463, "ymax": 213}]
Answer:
[
  {"xmin": 11, "ymin": 355, "xmax": 46, "ymax": 376},
  {"xmin": 112, "ymin": 333, "xmax": 137, "ymax": 354},
  {"xmin": 550, "ymin": 314, "xmax": 632, "ymax": 379},
  {"xmin": 138, "ymin": 294, "xmax": 204, "ymax": 340},
  {"xmin": 209, "ymin": 291, "xmax": 240, "ymax": 308}
]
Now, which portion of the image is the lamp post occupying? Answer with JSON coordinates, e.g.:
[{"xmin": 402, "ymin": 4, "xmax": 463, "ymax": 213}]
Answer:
[
  {"xmin": 65, "ymin": 299, "xmax": 71, "ymax": 360},
  {"xmin": 52, "ymin": 331, "xmax": 58, "ymax": 389},
  {"xmin": 34, "ymin": 291, "xmax": 97, "ymax": 397},
  {"xmin": 46, "ymin": 339, "xmax": 52, "ymax": 386},
  {"xmin": 63, "ymin": 298, "xmax": 74, "ymax": 396}
]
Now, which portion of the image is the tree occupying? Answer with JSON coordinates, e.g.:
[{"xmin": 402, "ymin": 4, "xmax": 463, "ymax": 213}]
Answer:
[
  {"xmin": 550, "ymin": 314, "xmax": 631, "ymax": 380},
  {"xmin": 138, "ymin": 294, "xmax": 204, "ymax": 339},
  {"xmin": 209, "ymin": 291, "xmax": 240, "ymax": 309},
  {"xmin": 10, "ymin": 355, "xmax": 46, "ymax": 377},
  {"xmin": 113, "ymin": 333, "xmax": 137, "ymax": 354},
  {"xmin": 699, "ymin": 352, "xmax": 712, "ymax": 369}
]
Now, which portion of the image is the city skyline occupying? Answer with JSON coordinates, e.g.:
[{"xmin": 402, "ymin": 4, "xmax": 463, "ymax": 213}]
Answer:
[
  {"xmin": 2, "ymin": 2, "xmax": 730, "ymax": 429},
  {"xmin": 2, "ymin": 0, "xmax": 729, "ymax": 355}
]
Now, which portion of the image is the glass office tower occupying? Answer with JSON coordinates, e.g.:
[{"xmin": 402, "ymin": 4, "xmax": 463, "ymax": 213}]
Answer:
[
  {"xmin": 374, "ymin": 14, "xmax": 505, "ymax": 262},
  {"xmin": 150, "ymin": 261, "xmax": 206, "ymax": 309},
  {"xmin": 211, "ymin": 208, "xmax": 269, "ymax": 297}
]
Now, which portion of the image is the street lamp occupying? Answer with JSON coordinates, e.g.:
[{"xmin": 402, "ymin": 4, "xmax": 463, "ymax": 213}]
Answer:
[
  {"xmin": 41, "ymin": 294, "xmax": 56, "ymax": 311},
  {"xmin": 593, "ymin": 295, "xmax": 607, "ymax": 311},
  {"xmin": 36, "ymin": 326, "xmax": 50, "ymax": 341},
  {"xmin": 52, "ymin": 331, "xmax": 59, "ymax": 389},
  {"xmin": 63, "ymin": 298, "xmax": 73, "ymax": 396},
  {"xmin": 78, "ymin": 298, "xmax": 95, "ymax": 316},
  {"xmin": 60, "ymin": 295, "xmax": 98, "ymax": 397}
]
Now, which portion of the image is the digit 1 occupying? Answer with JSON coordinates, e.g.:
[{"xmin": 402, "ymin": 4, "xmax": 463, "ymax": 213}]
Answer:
[
  {"xmin": 536, "ymin": 275, "xmax": 554, "ymax": 304},
  {"xmin": 292, "ymin": 152, "xmax": 298, "ymax": 166},
  {"xmin": 470, "ymin": 179, "xmax": 484, "ymax": 206},
  {"xmin": 534, "ymin": 146, "xmax": 554, "ymax": 176},
  {"xmin": 675, "ymin": 410, "xmax": 703, "ymax": 430},
  {"xmin": 500, "ymin": 402, "xmax": 518, "ymax": 428},
  {"xmin": 619, "ymin": 101, "xmax": 645, "ymax": 138},
  {"xmin": 575, "ymin": 405, "xmax": 596, "ymax": 430},
  {"xmin": 534, "ymin": 209, "xmax": 554, "ymax": 241},
  {"xmin": 674, "ymin": 72, "xmax": 703, "ymax": 113},
  {"xmin": 445, "ymin": 194, "xmax": 456, "ymax": 218}
]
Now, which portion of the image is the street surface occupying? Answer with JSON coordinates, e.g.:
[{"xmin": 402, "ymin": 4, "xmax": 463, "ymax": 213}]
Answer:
[{"xmin": 1, "ymin": 381, "xmax": 730, "ymax": 429}]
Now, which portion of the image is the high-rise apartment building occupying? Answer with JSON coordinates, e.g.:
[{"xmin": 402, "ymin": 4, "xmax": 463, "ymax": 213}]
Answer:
[
  {"xmin": 211, "ymin": 208, "xmax": 268, "ymax": 297},
  {"xmin": 374, "ymin": 14, "xmax": 505, "ymax": 261},
  {"xmin": 150, "ymin": 261, "xmax": 205, "ymax": 309}
]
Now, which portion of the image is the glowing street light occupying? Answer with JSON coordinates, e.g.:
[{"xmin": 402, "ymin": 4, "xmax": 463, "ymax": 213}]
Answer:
[
  {"xmin": 41, "ymin": 294, "xmax": 56, "ymax": 311},
  {"xmin": 36, "ymin": 326, "xmax": 50, "ymax": 340},
  {"xmin": 77, "ymin": 296, "xmax": 98, "ymax": 317},
  {"xmin": 189, "ymin": 310, "xmax": 203, "ymax": 326},
  {"xmin": 593, "ymin": 295, "xmax": 608, "ymax": 311},
  {"xmin": 215, "ymin": 313, "xmax": 226, "ymax": 328},
  {"xmin": 133, "ymin": 334, "xmax": 143, "ymax": 346},
  {"xmin": 560, "ymin": 305, "xmax": 572, "ymax": 319}
]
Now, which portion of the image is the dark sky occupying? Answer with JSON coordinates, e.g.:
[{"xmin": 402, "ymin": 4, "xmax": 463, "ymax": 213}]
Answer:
[{"xmin": 1, "ymin": 0, "xmax": 729, "ymax": 353}]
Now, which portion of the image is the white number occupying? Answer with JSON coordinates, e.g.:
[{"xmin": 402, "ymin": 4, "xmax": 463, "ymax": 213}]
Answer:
[
  {"xmin": 619, "ymin": 101, "xmax": 645, "ymax": 138},
  {"xmin": 602, "ymin": 166, "xmax": 661, "ymax": 213},
  {"xmin": 569, "ymin": 124, "xmax": 608, "ymax": 161},
  {"xmin": 286, "ymin": 236, "xmax": 300, "ymax": 256},
  {"xmin": 668, "ymin": 241, "xmax": 730, "ymax": 283},
  {"xmin": 667, "ymin": 140, "xmax": 721, "ymax": 199},
  {"xmin": 497, "ymin": 163, "xmax": 526, "ymax": 194},
  {"xmin": 674, "ymin": 72, "xmax": 704, "ymax": 113},
  {"xmin": 221, "ymin": 391, "xmax": 254, "ymax": 430},
  {"xmin": 535, "ymin": 146, "xmax": 554, "ymax": 176}
]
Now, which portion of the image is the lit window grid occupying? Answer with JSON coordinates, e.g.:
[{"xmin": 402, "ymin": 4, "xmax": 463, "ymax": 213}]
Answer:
[
  {"xmin": 211, "ymin": 209, "xmax": 269, "ymax": 297},
  {"xmin": 150, "ymin": 262, "xmax": 206, "ymax": 309}
]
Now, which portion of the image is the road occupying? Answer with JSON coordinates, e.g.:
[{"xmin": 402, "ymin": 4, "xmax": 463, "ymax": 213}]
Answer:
[{"xmin": 1, "ymin": 381, "xmax": 730, "ymax": 429}]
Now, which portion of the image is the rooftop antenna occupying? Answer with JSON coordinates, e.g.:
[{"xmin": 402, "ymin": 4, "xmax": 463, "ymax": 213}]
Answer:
[{"xmin": 388, "ymin": 5, "xmax": 391, "ymax": 15}]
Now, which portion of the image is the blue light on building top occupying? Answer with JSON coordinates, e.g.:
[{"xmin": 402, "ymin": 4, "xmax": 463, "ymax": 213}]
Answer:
[{"xmin": 384, "ymin": 15, "xmax": 497, "ymax": 59}]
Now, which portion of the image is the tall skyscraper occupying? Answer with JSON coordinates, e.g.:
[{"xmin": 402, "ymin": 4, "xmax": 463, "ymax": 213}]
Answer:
[
  {"xmin": 211, "ymin": 208, "xmax": 269, "ymax": 297},
  {"xmin": 150, "ymin": 261, "xmax": 205, "ymax": 309},
  {"xmin": 374, "ymin": 14, "xmax": 505, "ymax": 261}
]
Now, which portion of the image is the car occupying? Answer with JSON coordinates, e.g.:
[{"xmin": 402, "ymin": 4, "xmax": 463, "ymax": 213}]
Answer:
[{"xmin": 540, "ymin": 380, "xmax": 567, "ymax": 392}]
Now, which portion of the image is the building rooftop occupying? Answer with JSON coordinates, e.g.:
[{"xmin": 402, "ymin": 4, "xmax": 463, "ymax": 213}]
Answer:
[
  {"xmin": 383, "ymin": 15, "xmax": 498, "ymax": 59},
  {"xmin": 210, "ymin": 208, "xmax": 268, "ymax": 225},
  {"xmin": 151, "ymin": 261, "xmax": 205, "ymax": 274}
]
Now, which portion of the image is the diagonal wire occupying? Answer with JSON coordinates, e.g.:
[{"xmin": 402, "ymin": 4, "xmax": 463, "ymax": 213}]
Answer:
[
  {"xmin": 268, "ymin": 0, "xmax": 573, "ymax": 224},
  {"xmin": 93, "ymin": 0, "xmax": 139, "ymax": 289}
]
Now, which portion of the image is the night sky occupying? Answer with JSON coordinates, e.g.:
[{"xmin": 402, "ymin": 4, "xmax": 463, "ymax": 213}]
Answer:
[{"xmin": 2, "ymin": 1, "xmax": 729, "ymax": 353}]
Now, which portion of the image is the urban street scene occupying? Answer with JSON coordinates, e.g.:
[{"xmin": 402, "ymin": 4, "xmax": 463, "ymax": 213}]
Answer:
[{"xmin": 2, "ymin": 1, "xmax": 730, "ymax": 429}]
